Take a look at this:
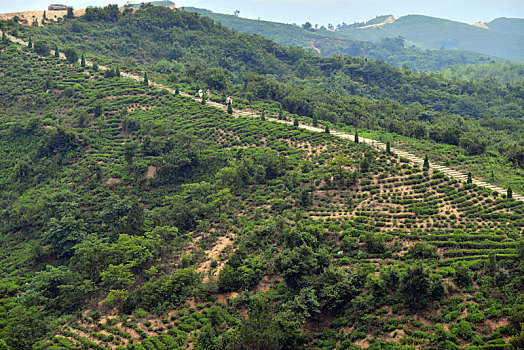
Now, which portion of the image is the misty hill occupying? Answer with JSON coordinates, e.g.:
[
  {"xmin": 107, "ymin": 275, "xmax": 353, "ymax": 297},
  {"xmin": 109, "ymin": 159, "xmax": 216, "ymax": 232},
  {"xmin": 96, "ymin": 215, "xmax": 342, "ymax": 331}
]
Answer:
[
  {"xmin": 337, "ymin": 14, "xmax": 524, "ymax": 61},
  {"xmin": 186, "ymin": 7, "xmax": 500, "ymax": 72},
  {"xmin": 486, "ymin": 17, "xmax": 524, "ymax": 35}
]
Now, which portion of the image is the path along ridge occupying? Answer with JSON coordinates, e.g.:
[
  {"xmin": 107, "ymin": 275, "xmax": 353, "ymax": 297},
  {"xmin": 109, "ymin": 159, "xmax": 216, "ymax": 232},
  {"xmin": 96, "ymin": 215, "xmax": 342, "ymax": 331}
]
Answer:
[{"xmin": 2, "ymin": 30, "xmax": 522, "ymax": 203}]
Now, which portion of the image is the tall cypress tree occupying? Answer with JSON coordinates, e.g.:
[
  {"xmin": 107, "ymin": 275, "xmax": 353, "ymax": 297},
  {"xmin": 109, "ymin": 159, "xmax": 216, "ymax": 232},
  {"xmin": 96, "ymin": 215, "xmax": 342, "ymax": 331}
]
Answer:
[
  {"xmin": 115, "ymin": 67, "xmax": 121, "ymax": 77},
  {"xmin": 143, "ymin": 72, "xmax": 149, "ymax": 86},
  {"xmin": 507, "ymin": 187, "xmax": 513, "ymax": 199},
  {"xmin": 386, "ymin": 141, "xmax": 391, "ymax": 154},
  {"xmin": 423, "ymin": 155, "xmax": 430, "ymax": 170},
  {"xmin": 325, "ymin": 125, "xmax": 330, "ymax": 134},
  {"xmin": 312, "ymin": 113, "xmax": 318, "ymax": 127},
  {"xmin": 467, "ymin": 172, "xmax": 472, "ymax": 184},
  {"xmin": 28, "ymin": 37, "xmax": 32, "ymax": 49},
  {"xmin": 80, "ymin": 53, "xmax": 85, "ymax": 68},
  {"xmin": 175, "ymin": 86, "xmax": 180, "ymax": 95},
  {"xmin": 54, "ymin": 44, "xmax": 59, "ymax": 58},
  {"xmin": 2, "ymin": 31, "xmax": 7, "ymax": 43},
  {"xmin": 294, "ymin": 118, "xmax": 299, "ymax": 127},
  {"xmin": 354, "ymin": 131, "xmax": 359, "ymax": 144}
]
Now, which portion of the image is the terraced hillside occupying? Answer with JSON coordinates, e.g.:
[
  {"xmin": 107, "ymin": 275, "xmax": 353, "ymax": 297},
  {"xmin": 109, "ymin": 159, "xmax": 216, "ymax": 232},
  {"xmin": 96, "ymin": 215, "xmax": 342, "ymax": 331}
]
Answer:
[
  {"xmin": 5, "ymin": 5, "xmax": 523, "ymax": 200},
  {"xmin": 0, "ymin": 37, "xmax": 523, "ymax": 350}
]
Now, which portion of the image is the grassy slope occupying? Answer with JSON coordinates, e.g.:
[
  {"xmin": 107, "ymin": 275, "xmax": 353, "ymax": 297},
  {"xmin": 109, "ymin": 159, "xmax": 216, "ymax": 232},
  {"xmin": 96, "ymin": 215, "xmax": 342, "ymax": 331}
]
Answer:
[{"xmin": 338, "ymin": 15, "xmax": 524, "ymax": 62}]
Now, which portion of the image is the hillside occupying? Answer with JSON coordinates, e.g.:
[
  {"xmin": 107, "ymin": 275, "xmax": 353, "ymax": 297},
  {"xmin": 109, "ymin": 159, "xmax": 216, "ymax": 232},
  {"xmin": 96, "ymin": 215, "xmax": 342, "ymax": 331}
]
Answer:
[
  {"xmin": 441, "ymin": 61, "xmax": 524, "ymax": 83},
  {"xmin": 186, "ymin": 7, "xmax": 501, "ymax": 72},
  {"xmin": 337, "ymin": 15, "xmax": 524, "ymax": 62},
  {"xmin": 2, "ymin": 5, "xmax": 524, "ymax": 195},
  {"xmin": 1, "ymin": 7, "xmax": 524, "ymax": 349},
  {"xmin": 486, "ymin": 17, "xmax": 524, "ymax": 35},
  {"xmin": 0, "ymin": 36, "xmax": 523, "ymax": 350}
]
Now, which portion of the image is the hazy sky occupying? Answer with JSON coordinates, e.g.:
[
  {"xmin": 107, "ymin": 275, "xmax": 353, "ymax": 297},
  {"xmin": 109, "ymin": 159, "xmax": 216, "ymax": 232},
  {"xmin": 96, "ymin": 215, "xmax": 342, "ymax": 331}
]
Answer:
[{"xmin": 1, "ymin": 0, "xmax": 523, "ymax": 25}]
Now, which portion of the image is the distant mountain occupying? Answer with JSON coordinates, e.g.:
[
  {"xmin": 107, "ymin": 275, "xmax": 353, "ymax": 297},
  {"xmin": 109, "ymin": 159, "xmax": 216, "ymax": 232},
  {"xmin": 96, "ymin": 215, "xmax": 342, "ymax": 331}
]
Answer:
[
  {"xmin": 185, "ymin": 8, "xmax": 501, "ymax": 72},
  {"xmin": 337, "ymin": 15, "xmax": 524, "ymax": 61},
  {"xmin": 485, "ymin": 17, "xmax": 524, "ymax": 35}
]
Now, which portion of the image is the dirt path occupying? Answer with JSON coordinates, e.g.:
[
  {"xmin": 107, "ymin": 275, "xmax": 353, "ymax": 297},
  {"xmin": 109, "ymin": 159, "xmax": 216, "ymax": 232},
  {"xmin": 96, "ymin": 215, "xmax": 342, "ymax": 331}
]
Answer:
[
  {"xmin": 2, "ymin": 30, "xmax": 522, "ymax": 202},
  {"xmin": 357, "ymin": 15, "xmax": 396, "ymax": 29}
]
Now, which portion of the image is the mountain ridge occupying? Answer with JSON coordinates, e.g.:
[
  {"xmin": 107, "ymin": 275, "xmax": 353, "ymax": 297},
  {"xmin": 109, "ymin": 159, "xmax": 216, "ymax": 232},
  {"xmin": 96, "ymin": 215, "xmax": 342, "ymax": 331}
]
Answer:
[{"xmin": 337, "ymin": 14, "xmax": 524, "ymax": 61}]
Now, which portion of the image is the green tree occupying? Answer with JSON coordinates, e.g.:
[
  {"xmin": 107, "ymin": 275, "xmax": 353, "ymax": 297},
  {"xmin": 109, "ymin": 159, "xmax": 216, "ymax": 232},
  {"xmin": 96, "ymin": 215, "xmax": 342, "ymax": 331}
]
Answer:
[
  {"xmin": 63, "ymin": 47, "xmax": 78, "ymax": 64},
  {"xmin": 143, "ymin": 71, "xmax": 149, "ymax": 86},
  {"xmin": 227, "ymin": 101, "xmax": 233, "ymax": 114},
  {"xmin": 70, "ymin": 234, "xmax": 111, "ymax": 281},
  {"xmin": 399, "ymin": 263, "xmax": 432, "ymax": 309},
  {"xmin": 101, "ymin": 264, "xmax": 135, "ymax": 289},
  {"xmin": 54, "ymin": 44, "xmax": 59, "ymax": 58},
  {"xmin": 22, "ymin": 265, "xmax": 91, "ymax": 313},
  {"xmin": 423, "ymin": 154, "xmax": 430, "ymax": 170},
  {"xmin": 275, "ymin": 244, "xmax": 330, "ymax": 289},
  {"xmin": 45, "ymin": 214, "xmax": 87, "ymax": 258},
  {"xmin": 354, "ymin": 131, "xmax": 359, "ymax": 144},
  {"xmin": 66, "ymin": 7, "xmax": 74, "ymax": 19},
  {"xmin": 324, "ymin": 124, "xmax": 330, "ymax": 133},
  {"xmin": 363, "ymin": 233, "xmax": 386, "ymax": 254},
  {"xmin": 197, "ymin": 324, "xmax": 219, "ymax": 350},
  {"xmin": 312, "ymin": 113, "xmax": 318, "ymax": 127},
  {"xmin": 201, "ymin": 96, "xmax": 206, "ymax": 105},
  {"xmin": 467, "ymin": 171, "xmax": 472, "ymax": 184},
  {"xmin": 229, "ymin": 298, "xmax": 292, "ymax": 350},
  {"xmin": 27, "ymin": 36, "xmax": 32, "ymax": 49},
  {"xmin": 3, "ymin": 306, "xmax": 49, "ymax": 350},
  {"xmin": 2, "ymin": 31, "xmax": 7, "ymax": 43},
  {"xmin": 33, "ymin": 40, "xmax": 50, "ymax": 56},
  {"xmin": 80, "ymin": 53, "xmax": 85, "ymax": 67},
  {"xmin": 261, "ymin": 112, "xmax": 266, "ymax": 121},
  {"xmin": 115, "ymin": 67, "xmax": 121, "ymax": 77},
  {"xmin": 408, "ymin": 242, "xmax": 438, "ymax": 259},
  {"xmin": 386, "ymin": 141, "xmax": 391, "ymax": 154},
  {"xmin": 283, "ymin": 287, "xmax": 320, "ymax": 323},
  {"xmin": 175, "ymin": 86, "xmax": 180, "ymax": 95},
  {"xmin": 507, "ymin": 187, "xmax": 513, "ymax": 199},
  {"xmin": 510, "ymin": 324, "xmax": 524, "ymax": 350},
  {"xmin": 454, "ymin": 263, "xmax": 473, "ymax": 288},
  {"xmin": 294, "ymin": 118, "xmax": 299, "ymax": 127}
]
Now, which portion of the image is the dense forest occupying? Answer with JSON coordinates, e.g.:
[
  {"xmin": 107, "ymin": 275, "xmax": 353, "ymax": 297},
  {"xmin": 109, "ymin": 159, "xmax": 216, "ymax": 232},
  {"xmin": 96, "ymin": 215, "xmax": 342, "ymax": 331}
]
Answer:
[
  {"xmin": 187, "ymin": 7, "xmax": 501, "ymax": 72},
  {"xmin": 441, "ymin": 62, "xmax": 524, "ymax": 83},
  {"xmin": 0, "ymin": 5, "xmax": 523, "ymax": 350}
]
